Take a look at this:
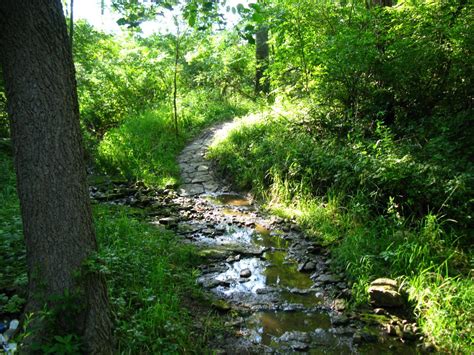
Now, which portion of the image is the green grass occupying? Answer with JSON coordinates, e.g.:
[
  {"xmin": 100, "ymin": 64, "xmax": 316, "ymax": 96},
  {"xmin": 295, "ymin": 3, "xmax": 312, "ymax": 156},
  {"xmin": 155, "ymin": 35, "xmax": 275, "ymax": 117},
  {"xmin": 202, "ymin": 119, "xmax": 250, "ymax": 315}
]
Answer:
[
  {"xmin": 0, "ymin": 150, "xmax": 213, "ymax": 353},
  {"xmin": 95, "ymin": 90, "xmax": 254, "ymax": 187},
  {"xmin": 208, "ymin": 103, "xmax": 474, "ymax": 353},
  {"xmin": 94, "ymin": 205, "xmax": 208, "ymax": 353}
]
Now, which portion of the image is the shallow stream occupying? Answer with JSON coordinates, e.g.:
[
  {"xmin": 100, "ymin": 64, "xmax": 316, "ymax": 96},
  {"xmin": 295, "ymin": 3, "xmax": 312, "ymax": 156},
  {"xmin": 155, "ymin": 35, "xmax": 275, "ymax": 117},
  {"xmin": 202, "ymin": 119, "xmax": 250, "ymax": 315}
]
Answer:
[{"xmin": 176, "ymin": 193, "xmax": 418, "ymax": 353}]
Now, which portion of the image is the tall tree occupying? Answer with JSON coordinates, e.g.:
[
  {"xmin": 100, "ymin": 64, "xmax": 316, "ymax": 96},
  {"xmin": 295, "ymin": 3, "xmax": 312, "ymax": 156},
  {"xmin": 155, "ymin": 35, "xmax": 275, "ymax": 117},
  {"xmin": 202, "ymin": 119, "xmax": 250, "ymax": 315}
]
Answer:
[{"xmin": 0, "ymin": 1, "xmax": 112, "ymax": 352}]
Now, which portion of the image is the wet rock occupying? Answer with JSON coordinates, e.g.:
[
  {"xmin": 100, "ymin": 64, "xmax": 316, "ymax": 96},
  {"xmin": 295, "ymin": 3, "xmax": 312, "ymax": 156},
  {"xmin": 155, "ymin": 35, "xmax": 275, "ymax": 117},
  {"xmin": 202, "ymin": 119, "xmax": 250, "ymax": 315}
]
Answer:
[
  {"xmin": 332, "ymin": 315, "xmax": 349, "ymax": 326},
  {"xmin": 290, "ymin": 342, "xmax": 309, "ymax": 351},
  {"xmin": 256, "ymin": 287, "xmax": 277, "ymax": 295},
  {"xmin": 226, "ymin": 255, "xmax": 238, "ymax": 263},
  {"xmin": 197, "ymin": 277, "xmax": 230, "ymax": 289},
  {"xmin": 314, "ymin": 291, "xmax": 324, "ymax": 299},
  {"xmin": 332, "ymin": 298, "xmax": 346, "ymax": 311},
  {"xmin": 386, "ymin": 324, "xmax": 401, "ymax": 337},
  {"xmin": 313, "ymin": 273, "xmax": 340, "ymax": 284},
  {"xmin": 289, "ymin": 288, "xmax": 311, "ymax": 295},
  {"xmin": 159, "ymin": 217, "xmax": 178, "ymax": 225},
  {"xmin": 307, "ymin": 245, "xmax": 322, "ymax": 254},
  {"xmin": 373, "ymin": 308, "xmax": 387, "ymax": 315},
  {"xmin": 298, "ymin": 261, "xmax": 316, "ymax": 272},
  {"xmin": 279, "ymin": 331, "xmax": 311, "ymax": 344},
  {"xmin": 240, "ymin": 268, "xmax": 252, "ymax": 278},
  {"xmin": 177, "ymin": 224, "xmax": 202, "ymax": 234},
  {"xmin": 368, "ymin": 278, "xmax": 403, "ymax": 307},
  {"xmin": 224, "ymin": 317, "xmax": 244, "ymax": 327},
  {"xmin": 201, "ymin": 228, "xmax": 214, "ymax": 235},
  {"xmin": 179, "ymin": 184, "xmax": 205, "ymax": 196},
  {"xmin": 402, "ymin": 324, "xmax": 417, "ymax": 340}
]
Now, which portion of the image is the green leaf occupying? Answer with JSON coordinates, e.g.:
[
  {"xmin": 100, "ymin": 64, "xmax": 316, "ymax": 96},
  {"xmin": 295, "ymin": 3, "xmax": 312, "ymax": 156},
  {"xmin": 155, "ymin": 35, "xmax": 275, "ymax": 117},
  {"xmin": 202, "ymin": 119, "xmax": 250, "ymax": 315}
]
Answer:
[{"xmin": 116, "ymin": 18, "xmax": 128, "ymax": 26}]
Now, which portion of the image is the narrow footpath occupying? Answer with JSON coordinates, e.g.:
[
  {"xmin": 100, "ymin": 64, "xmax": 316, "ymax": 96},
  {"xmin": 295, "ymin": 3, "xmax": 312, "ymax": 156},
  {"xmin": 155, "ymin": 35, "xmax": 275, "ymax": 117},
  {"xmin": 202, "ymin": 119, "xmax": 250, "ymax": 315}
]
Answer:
[{"xmin": 172, "ymin": 122, "xmax": 419, "ymax": 353}]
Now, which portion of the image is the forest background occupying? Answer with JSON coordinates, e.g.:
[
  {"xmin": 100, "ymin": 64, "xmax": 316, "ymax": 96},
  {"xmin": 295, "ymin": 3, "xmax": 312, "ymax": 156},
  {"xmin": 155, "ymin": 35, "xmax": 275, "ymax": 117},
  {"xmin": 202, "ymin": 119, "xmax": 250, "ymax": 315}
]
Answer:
[{"xmin": 0, "ymin": 0, "xmax": 472, "ymax": 353}]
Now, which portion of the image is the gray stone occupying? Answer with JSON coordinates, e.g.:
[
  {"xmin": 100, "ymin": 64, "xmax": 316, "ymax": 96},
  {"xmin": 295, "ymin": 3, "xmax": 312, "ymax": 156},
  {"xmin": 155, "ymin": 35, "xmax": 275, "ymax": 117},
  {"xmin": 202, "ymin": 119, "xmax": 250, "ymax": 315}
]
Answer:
[
  {"xmin": 240, "ymin": 268, "xmax": 252, "ymax": 278},
  {"xmin": 373, "ymin": 308, "xmax": 386, "ymax": 315},
  {"xmin": 179, "ymin": 184, "xmax": 204, "ymax": 196},
  {"xmin": 332, "ymin": 315, "xmax": 349, "ymax": 326},
  {"xmin": 298, "ymin": 261, "xmax": 316, "ymax": 272},
  {"xmin": 158, "ymin": 217, "xmax": 178, "ymax": 225},
  {"xmin": 368, "ymin": 278, "xmax": 403, "ymax": 307},
  {"xmin": 197, "ymin": 165, "xmax": 209, "ymax": 171},
  {"xmin": 191, "ymin": 176, "xmax": 210, "ymax": 184},
  {"xmin": 279, "ymin": 331, "xmax": 311, "ymax": 343},
  {"xmin": 314, "ymin": 273, "xmax": 340, "ymax": 283},
  {"xmin": 203, "ymin": 183, "xmax": 219, "ymax": 192},
  {"xmin": 371, "ymin": 278, "xmax": 398, "ymax": 288},
  {"xmin": 332, "ymin": 298, "xmax": 346, "ymax": 311}
]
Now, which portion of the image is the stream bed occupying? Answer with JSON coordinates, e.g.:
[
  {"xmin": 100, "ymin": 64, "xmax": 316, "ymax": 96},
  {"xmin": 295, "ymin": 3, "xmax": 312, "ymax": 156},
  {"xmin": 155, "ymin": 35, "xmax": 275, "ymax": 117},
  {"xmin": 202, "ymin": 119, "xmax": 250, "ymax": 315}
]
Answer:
[{"xmin": 173, "ymin": 192, "xmax": 419, "ymax": 354}]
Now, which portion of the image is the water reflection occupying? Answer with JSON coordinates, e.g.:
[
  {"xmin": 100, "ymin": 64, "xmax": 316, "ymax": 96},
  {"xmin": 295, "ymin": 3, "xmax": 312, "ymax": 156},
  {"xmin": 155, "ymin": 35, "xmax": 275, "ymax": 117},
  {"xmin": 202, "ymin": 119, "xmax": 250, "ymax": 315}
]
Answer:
[
  {"xmin": 247, "ymin": 311, "xmax": 332, "ymax": 345},
  {"xmin": 206, "ymin": 193, "xmax": 252, "ymax": 207},
  {"xmin": 215, "ymin": 258, "xmax": 267, "ymax": 295}
]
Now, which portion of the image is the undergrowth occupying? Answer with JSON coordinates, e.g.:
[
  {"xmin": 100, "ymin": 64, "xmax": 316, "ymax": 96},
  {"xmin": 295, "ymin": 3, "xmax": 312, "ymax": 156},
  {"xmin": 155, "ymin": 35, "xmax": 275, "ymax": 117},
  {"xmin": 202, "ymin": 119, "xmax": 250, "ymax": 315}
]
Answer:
[
  {"xmin": 95, "ymin": 90, "xmax": 253, "ymax": 187},
  {"xmin": 94, "ymin": 205, "xmax": 207, "ymax": 353},
  {"xmin": 208, "ymin": 102, "xmax": 474, "ymax": 353},
  {"xmin": 0, "ymin": 148, "xmax": 27, "ymax": 318}
]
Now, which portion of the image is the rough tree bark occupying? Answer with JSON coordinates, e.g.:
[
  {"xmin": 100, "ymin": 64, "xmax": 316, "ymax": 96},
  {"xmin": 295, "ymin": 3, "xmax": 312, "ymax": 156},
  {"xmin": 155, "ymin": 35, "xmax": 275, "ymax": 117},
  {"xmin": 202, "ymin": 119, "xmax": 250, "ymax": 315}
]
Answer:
[
  {"xmin": 0, "ymin": 1, "xmax": 112, "ymax": 353},
  {"xmin": 255, "ymin": 25, "xmax": 270, "ymax": 96}
]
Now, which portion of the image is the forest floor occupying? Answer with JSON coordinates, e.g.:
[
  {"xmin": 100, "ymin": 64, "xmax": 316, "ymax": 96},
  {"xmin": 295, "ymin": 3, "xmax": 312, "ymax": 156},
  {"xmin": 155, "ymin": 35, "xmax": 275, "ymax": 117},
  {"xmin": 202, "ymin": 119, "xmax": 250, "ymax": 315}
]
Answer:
[{"xmin": 170, "ymin": 122, "xmax": 423, "ymax": 353}]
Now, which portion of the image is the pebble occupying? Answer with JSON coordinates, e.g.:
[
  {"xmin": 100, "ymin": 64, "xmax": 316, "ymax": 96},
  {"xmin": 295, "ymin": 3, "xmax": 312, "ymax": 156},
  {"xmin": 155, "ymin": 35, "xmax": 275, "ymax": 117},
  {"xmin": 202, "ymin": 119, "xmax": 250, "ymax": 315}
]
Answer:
[{"xmin": 240, "ymin": 268, "xmax": 252, "ymax": 278}]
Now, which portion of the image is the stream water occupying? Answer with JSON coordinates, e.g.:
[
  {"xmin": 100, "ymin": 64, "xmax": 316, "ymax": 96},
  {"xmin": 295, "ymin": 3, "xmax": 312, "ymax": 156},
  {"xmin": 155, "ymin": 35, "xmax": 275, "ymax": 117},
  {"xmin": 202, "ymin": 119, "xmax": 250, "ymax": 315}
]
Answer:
[{"xmin": 174, "ymin": 192, "xmax": 418, "ymax": 354}]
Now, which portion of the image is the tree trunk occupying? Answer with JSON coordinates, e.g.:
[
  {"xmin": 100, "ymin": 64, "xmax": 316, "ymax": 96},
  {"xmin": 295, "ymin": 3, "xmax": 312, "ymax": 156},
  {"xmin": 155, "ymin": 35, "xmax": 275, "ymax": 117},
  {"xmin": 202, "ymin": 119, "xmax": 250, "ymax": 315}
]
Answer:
[
  {"xmin": 70, "ymin": 0, "xmax": 74, "ymax": 50},
  {"xmin": 255, "ymin": 25, "xmax": 270, "ymax": 96},
  {"xmin": 0, "ymin": 1, "xmax": 113, "ymax": 353}
]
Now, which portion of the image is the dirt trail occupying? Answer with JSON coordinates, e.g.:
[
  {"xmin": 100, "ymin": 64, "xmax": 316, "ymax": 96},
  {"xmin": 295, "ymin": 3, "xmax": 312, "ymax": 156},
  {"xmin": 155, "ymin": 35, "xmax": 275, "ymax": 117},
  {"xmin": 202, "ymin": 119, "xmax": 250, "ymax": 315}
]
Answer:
[{"xmin": 173, "ymin": 122, "xmax": 418, "ymax": 353}]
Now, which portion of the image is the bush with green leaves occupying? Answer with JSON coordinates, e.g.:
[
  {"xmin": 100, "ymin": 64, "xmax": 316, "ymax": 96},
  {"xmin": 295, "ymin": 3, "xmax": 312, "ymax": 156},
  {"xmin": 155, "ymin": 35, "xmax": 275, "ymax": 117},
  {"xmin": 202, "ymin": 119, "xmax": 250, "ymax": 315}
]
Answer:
[
  {"xmin": 94, "ymin": 205, "xmax": 206, "ymax": 353},
  {"xmin": 265, "ymin": 0, "xmax": 473, "ymax": 127},
  {"xmin": 0, "ymin": 148, "xmax": 26, "ymax": 319},
  {"xmin": 74, "ymin": 21, "xmax": 171, "ymax": 138}
]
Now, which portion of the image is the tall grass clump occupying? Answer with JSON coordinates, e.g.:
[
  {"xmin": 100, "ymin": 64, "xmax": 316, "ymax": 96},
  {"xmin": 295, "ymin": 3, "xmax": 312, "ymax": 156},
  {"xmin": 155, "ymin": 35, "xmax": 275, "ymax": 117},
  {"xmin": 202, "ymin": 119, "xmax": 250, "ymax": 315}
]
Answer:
[
  {"xmin": 208, "ymin": 102, "xmax": 473, "ymax": 352},
  {"xmin": 94, "ymin": 205, "xmax": 205, "ymax": 353}
]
